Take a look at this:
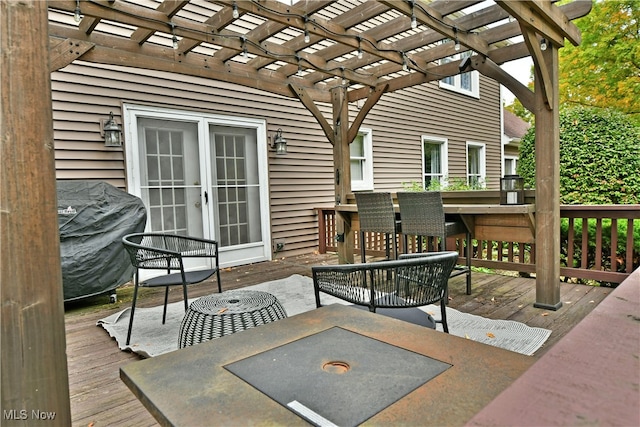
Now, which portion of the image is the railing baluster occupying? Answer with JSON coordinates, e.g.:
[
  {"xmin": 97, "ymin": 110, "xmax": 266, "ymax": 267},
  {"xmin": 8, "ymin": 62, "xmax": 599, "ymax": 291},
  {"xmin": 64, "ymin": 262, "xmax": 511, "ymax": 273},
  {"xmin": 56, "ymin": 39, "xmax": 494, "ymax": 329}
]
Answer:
[
  {"xmin": 581, "ymin": 219, "xmax": 589, "ymax": 270},
  {"xmin": 595, "ymin": 218, "xmax": 603, "ymax": 270},
  {"xmin": 626, "ymin": 219, "xmax": 634, "ymax": 274},
  {"xmin": 611, "ymin": 218, "xmax": 618, "ymax": 274},
  {"xmin": 567, "ymin": 218, "xmax": 575, "ymax": 268}
]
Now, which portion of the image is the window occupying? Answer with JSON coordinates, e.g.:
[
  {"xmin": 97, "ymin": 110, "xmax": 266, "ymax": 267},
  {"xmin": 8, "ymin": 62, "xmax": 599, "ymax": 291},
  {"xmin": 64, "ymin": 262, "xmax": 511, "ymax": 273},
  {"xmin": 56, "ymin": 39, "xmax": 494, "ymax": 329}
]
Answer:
[
  {"xmin": 467, "ymin": 142, "xmax": 486, "ymax": 188},
  {"xmin": 422, "ymin": 136, "xmax": 448, "ymax": 189},
  {"xmin": 350, "ymin": 128, "xmax": 373, "ymax": 191},
  {"xmin": 504, "ymin": 156, "xmax": 518, "ymax": 176},
  {"xmin": 439, "ymin": 51, "xmax": 479, "ymax": 98}
]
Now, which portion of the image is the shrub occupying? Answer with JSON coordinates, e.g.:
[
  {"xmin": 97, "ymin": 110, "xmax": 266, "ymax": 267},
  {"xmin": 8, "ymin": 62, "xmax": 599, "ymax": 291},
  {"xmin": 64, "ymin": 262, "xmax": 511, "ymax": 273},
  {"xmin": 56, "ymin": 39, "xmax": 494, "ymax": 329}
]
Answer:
[{"xmin": 518, "ymin": 106, "xmax": 640, "ymax": 204}]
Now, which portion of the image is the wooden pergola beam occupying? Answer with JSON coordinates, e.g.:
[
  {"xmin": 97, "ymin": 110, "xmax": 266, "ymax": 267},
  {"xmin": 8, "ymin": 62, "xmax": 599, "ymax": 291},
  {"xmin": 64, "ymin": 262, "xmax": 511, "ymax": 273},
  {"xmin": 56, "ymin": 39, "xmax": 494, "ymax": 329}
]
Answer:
[
  {"xmin": 379, "ymin": 0, "xmax": 490, "ymax": 56},
  {"xmin": 497, "ymin": 0, "xmax": 583, "ymax": 47}
]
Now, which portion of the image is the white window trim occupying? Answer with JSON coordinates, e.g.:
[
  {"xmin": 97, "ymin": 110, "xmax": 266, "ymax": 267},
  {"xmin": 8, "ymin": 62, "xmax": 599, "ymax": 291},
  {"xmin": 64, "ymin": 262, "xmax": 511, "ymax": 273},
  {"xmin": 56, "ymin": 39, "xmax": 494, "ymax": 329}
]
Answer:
[
  {"xmin": 421, "ymin": 135, "xmax": 449, "ymax": 189},
  {"xmin": 351, "ymin": 128, "xmax": 373, "ymax": 191},
  {"xmin": 439, "ymin": 53, "xmax": 480, "ymax": 98},
  {"xmin": 503, "ymin": 155, "xmax": 518, "ymax": 177},
  {"xmin": 466, "ymin": 141, "xmax": 486, "ymax": 188}
]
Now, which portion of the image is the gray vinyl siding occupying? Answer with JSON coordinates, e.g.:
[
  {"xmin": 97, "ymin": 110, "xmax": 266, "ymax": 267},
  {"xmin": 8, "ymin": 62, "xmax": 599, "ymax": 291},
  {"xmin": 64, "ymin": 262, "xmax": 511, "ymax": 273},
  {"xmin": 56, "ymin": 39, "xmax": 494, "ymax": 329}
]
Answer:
[{"xmin": 51, "ymin": 62, "xmax": 501, "ymax": 259}]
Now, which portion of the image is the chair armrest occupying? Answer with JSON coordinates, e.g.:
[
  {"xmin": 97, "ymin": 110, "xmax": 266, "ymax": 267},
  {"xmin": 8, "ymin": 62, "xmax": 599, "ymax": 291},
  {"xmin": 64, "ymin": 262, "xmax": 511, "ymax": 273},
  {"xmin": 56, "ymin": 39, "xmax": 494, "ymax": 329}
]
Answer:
[
  {"xmin": 166, "ymin": 235, "xmax": 219, "ymax": 258},
  {"xmin": 122, "ymin": 233, "xmax": 220, "ymax": 270},
  {"xmin": 313, "ymin": 252, "xmax": 459, "ymax": 310}
]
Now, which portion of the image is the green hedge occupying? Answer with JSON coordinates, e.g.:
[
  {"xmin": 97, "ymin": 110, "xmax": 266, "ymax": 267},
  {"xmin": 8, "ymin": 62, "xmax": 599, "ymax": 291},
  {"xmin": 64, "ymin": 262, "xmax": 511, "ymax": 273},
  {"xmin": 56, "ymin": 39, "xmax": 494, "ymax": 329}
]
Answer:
[{"xmin": 519, "ymin": 106, "xmax": 640, "ymax": 204}]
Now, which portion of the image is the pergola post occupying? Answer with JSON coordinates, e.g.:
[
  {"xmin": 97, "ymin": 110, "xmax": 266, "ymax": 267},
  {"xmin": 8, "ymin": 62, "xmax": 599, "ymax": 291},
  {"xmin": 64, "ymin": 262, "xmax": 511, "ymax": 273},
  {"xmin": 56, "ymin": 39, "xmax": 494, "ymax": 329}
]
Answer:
[
  {"xmin": 1, "ymin": 1, "xmax": 71, "ymax": 423},
  {"xmin": 533, "ymin": 45, "xmax": 562, "ymax": 310},
  {"xmin": 332, "ymin": 86, "xmax": 355, "ymax": 264}
]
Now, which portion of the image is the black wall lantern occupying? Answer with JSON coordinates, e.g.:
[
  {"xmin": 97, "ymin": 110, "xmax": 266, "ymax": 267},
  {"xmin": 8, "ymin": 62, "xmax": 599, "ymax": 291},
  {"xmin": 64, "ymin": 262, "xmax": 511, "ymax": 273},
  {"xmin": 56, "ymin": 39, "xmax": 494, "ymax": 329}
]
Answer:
[
  {"xmin": 270, "ymin": 128, "xmax": 287, "ymax": 155},
  {"xmin": 501, "ymin": 175, "xmax": 524, "ymax": 205},
  {"xmin": 102, "ymin": 111, "xmax": 122, "ymax": 147}
]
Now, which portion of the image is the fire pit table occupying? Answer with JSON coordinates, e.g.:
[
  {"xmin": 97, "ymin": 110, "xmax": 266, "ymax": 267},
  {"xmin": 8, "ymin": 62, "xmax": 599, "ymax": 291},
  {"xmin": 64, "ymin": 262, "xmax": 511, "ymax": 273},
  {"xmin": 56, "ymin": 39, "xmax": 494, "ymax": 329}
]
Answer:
[{"xmin": 178, "ymin": 289, "xmax": 287, "ymax": 348}]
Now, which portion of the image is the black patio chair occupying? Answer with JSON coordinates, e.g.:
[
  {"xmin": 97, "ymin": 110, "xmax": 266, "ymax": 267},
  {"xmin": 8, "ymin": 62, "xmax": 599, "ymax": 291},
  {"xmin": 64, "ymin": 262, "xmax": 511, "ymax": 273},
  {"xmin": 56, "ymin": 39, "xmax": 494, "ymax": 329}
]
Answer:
[
  {"xmin": 122, "ymin": 233, "xmax": 222, "ymax": 345},
  {"xmin": 312, "ymin": 251, "xmax": 458, "ymax": 332},
  {"xmin": 397, "ymin": 191, "xmax": 473, "ymax": 294},
  {"xmin": 355, "ymin": 191, "xmax": 401, "ymax": 263}
]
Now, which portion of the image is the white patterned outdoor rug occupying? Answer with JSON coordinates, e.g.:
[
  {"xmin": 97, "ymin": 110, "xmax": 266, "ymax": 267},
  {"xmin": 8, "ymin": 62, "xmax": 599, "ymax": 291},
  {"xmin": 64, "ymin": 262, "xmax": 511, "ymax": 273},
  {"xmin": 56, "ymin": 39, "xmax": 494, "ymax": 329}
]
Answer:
[{"xmin": 98, "ymin": 274, "xmax": 551, "ymax": 358}]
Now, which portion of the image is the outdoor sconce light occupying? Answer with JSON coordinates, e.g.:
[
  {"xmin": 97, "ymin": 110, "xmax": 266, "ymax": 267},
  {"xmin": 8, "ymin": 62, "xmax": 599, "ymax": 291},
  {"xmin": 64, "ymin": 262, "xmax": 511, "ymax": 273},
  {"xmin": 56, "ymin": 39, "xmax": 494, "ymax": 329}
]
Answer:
[
  {"xmin": 270, "ymin": 128, "xmax": 287, "ymax": 155},
  {"xmin": 102, "ymin": 111, "xmax": 122, "ymax": 147},
  {"xmin": 501, "ymin": 175, "xmax": 525, "ymax": 205}
]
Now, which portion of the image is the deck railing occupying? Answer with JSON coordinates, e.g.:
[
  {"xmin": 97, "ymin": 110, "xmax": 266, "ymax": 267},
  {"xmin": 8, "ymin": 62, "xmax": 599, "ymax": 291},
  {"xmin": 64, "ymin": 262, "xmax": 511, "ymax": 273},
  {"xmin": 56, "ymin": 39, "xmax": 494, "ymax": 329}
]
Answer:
[{"xmin": 315, "ymin": 204, "xmax": 639, "ymax": 285}]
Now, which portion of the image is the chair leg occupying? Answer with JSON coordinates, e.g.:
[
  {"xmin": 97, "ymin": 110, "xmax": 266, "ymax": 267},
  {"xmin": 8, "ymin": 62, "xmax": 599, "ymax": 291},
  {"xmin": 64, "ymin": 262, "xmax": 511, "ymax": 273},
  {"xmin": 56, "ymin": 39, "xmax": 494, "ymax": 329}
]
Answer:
[
  {"xmin": 216, "ymin": 268, "xmax": 222, "ymax": 293},
  {"xmin": 384, "ymin": 232, "xmax": 390, "ymax": 260},
  {"xmin": 126, "ymin": 275, "xmax": 140, "ymax": 346},
  {"xmin": 162, "ymin": 286, "xmax": 170, "ymax": 324},
  {"xmin": 392, "ymin": 231, "xmax": 398, "ymax": 260},
  {"xmin": 182, "ymin": 284, "xmax": 189, "ymax": 311},
  {"xmin": 440, "ymin": 299, "xmax": 449, "ymax": 334}
]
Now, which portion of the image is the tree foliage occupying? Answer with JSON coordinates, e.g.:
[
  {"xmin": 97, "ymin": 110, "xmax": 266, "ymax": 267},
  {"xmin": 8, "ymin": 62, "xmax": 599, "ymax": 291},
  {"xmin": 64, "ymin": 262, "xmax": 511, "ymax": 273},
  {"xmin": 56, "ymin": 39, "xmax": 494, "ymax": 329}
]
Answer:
[
  {"xmin": 506, "ymin": 1, "xmax": 639, "ymax": 126},
  {"xmin": 518, "ymin": 106, "xmax": 640, "ymax": 204},
  {"xmin": 559, "ymin": 1, "xmax": 640, "ymax": 125}
]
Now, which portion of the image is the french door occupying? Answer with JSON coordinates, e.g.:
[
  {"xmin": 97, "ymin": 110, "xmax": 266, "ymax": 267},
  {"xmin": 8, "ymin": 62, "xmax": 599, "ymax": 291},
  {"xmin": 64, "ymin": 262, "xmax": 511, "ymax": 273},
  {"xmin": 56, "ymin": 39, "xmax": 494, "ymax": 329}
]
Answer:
[{"xmin": 124, "ymin": 105, "xmax": 271, "ymax": 272}]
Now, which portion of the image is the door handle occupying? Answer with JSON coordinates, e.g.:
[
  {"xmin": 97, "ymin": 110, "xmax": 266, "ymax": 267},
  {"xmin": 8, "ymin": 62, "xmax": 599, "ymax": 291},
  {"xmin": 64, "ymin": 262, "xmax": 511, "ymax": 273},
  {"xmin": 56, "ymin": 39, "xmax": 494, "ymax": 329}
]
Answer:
[{"xmin": 204, "ymin": 191, "xmax": 208, "ymax": 205}]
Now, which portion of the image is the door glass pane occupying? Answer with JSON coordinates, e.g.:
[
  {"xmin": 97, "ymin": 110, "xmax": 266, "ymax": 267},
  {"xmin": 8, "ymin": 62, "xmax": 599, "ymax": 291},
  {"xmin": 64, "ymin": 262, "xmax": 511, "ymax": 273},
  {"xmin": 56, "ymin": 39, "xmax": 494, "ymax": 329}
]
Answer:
[
  {"xmin": 210, "ymin": 126, "xmax": 261, "ymax": 248},
  {"xmin": 138, "ymin": 118, "xmax": 202, "ymax": 236}
]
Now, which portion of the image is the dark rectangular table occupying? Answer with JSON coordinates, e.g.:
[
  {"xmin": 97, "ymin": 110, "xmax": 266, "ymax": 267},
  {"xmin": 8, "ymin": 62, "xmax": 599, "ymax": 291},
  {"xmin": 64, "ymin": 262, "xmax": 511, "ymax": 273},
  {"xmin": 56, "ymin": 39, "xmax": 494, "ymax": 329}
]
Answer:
[{"xmin": 121, "ymin": 304, "xmax": 534, "ymax": 426}]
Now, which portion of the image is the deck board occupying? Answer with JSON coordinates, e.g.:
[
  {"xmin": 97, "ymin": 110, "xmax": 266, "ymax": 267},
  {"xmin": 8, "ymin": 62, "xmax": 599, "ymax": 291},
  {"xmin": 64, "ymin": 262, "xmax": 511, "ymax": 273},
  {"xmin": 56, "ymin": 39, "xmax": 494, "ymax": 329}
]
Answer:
[{"xmin": 64, "ymin": 253, "xmax": 612, "ymax": 426}]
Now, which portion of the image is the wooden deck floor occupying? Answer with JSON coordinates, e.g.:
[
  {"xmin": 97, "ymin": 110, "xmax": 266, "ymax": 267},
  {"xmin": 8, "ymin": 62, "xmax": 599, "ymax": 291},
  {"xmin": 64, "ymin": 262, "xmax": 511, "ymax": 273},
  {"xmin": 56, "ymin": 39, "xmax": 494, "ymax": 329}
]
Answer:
[{"xmin": 64, "ymin": 253, "xmax": 612, "ymax": 427}]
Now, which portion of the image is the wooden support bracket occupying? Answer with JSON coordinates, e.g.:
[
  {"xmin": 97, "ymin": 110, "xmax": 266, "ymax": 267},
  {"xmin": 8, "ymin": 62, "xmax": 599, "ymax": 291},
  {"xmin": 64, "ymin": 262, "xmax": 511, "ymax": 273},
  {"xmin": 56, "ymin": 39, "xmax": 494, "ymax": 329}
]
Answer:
[
  {"xmin": 347, "ymin": 83, "xmax": 388, "ymax": 144},
  {"xmin": 290, "ymin": 83, "xmax": 335, "ymax": 145},
  {"xmin": 49, "ymin": 37, "xmax": 95, "ymax": 72}
]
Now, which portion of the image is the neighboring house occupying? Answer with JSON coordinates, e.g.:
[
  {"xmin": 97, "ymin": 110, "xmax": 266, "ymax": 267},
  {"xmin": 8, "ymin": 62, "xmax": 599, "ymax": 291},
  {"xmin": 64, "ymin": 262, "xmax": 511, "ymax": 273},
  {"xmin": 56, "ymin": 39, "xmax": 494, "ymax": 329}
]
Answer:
[
  {"xmin": 502, "ymin": 109, "xmax": 530, "ymax": 176},
  {"xmin": 51, "ymin": 42, "xmax": 503, "ymax": 271}
]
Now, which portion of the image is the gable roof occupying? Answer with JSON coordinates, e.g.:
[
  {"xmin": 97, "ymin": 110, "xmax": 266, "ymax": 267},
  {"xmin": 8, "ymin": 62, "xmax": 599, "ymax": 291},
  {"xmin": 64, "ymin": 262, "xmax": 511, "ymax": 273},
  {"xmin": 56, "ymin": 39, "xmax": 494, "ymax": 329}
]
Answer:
[{"xmin": 504, "ymin": 109, "xmax": 530, "ymax": 140}]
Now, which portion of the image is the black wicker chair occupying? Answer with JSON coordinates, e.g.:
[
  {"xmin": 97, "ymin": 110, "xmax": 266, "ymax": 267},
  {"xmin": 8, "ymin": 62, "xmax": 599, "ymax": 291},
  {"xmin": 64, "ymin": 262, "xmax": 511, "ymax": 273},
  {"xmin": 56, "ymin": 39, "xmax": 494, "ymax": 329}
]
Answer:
[
  {"xmin": 122, "ymin": 233, "xmax": 222, "ymax": 345},
  {"xmin": 312, "ymin": 251, "xmax": 458, "ymax": 332},
  {"xmin": 397, "ymin": 191, "xmax": 473, "ymax": 294},
  {"xmin": 355, "ymin": 192, "xmax": 401, "ymax": 263}
]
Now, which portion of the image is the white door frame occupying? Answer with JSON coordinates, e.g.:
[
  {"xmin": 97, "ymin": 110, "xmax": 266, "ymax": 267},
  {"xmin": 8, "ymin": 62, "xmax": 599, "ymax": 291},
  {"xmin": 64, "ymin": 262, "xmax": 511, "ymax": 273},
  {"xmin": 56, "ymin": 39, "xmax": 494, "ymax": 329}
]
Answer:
[{"xmin": 123, "ymin": 103, "xmax": 272, "ymax": 268}]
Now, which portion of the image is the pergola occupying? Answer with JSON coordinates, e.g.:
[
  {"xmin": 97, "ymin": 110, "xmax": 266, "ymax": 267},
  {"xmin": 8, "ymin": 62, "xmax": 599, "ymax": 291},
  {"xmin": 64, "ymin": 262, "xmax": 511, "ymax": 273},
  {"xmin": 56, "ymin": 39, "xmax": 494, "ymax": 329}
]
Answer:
[{"xmin": 2, "ymin": 0, "xmax": 591, "ymax": 422}]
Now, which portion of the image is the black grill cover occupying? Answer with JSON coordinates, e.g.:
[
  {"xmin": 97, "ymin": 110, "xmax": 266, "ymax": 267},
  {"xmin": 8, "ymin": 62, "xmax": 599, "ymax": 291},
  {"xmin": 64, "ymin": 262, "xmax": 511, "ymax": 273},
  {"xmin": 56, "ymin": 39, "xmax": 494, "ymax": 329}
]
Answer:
[{"xmin": 57, "ymin": 181, "xmax": 147, "ymax": 301}]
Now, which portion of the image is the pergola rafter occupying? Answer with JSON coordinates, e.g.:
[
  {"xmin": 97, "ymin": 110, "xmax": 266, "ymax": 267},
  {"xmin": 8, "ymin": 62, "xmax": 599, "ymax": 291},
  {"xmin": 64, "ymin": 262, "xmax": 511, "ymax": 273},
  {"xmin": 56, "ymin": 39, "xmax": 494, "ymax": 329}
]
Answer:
[{"xmin": 2, "ymin": 0, "xmax": 592, "ymax": 420}]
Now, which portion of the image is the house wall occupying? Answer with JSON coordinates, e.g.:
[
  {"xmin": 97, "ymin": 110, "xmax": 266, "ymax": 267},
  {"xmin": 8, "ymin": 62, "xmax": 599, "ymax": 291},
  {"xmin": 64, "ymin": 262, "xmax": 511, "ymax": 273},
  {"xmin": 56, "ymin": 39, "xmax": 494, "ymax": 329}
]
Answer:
[
  {"xmin": 504, "ymin": 143, "xmax": 520, "ymax": 159},
  {"xmin": 51, "ymin": 61, "xmax": 501, "ymax": 259}
]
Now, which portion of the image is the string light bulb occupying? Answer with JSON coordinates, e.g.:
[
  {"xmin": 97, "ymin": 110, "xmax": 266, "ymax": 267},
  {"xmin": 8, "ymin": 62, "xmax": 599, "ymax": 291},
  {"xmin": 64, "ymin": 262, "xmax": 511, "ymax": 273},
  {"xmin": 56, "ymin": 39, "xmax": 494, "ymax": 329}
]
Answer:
[
  {"xmin": 357, "ymin": 37, "xmax": 363, "ymax": 59},
  {"xmin": 304, "ymin": 29, "xmax": 310, "ymax": 43},
  {"xmin": 410, "ymin": 1, "xmax": 417, "ymax": 29},
  {"xmin": 402, "ymin": 53, "xmax": 409, "ymax": 72},
  {"xmin": 74, "ymin": 0, "xmax": 82, "ymax": 23},
  {"xmin": 170, "ymin": 23, "xmax": 178, "ymax": 50},
  {"xmin": 232, "ymin": 2, "xmax": 239, "ymax": 19},
  {"xmin": 540, "ymin": 38, "xmax": 548, "ymax": 51},
  {"xmin": 454, "ymin": 27, "xmax": 460, "ymax": 51}
]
